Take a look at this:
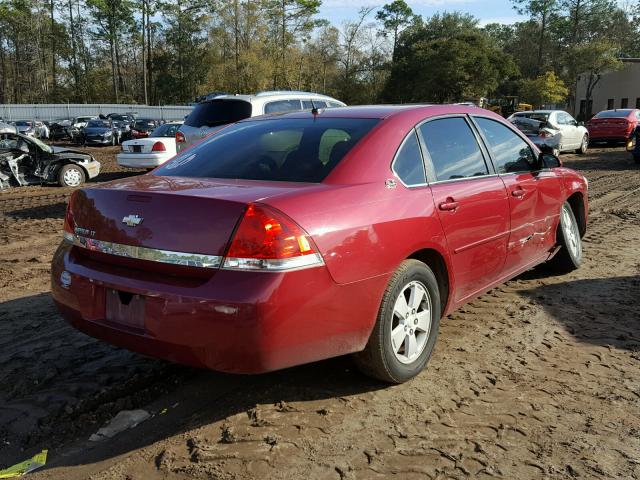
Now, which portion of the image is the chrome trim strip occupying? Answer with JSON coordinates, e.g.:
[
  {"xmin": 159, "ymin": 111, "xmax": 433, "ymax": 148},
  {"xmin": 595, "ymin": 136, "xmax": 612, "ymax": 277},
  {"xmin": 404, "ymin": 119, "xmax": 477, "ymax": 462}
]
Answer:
[
  {"xmin": 65, "ymin": 233, "xmax": 222, "ymax": 269},
  {"xmin": 222, "ymin": 253, "xmax": 324, "ymax": 271}
]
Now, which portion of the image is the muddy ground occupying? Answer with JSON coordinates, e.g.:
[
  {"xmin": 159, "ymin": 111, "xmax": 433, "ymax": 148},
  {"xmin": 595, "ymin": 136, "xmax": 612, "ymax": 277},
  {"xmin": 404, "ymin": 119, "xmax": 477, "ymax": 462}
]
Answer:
[{"xmin": 0, "ymin": 145, "xmax": 639, "ymax": 479}]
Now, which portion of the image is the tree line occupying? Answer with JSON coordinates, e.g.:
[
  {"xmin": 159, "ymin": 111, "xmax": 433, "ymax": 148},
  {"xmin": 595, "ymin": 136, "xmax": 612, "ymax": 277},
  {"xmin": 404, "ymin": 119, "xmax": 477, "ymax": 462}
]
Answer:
[{"xmin": 0, "ymin": 0, "xmax": 638, "ymax": 110}]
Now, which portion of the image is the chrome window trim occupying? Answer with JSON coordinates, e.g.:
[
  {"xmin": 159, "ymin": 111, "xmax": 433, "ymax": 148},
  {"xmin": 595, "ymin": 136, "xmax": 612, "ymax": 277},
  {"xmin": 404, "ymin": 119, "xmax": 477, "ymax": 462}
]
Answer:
[
  {"xmin": 428, "ymin": 173, "xmax": 501, "ymax": 186},
  {"xmin": 64, "ymin": 232, "xmax": 222, "ymax": 269},
  {"xmin": 390, "ymin": 129, "xmax": 429, "ymax": 189}
]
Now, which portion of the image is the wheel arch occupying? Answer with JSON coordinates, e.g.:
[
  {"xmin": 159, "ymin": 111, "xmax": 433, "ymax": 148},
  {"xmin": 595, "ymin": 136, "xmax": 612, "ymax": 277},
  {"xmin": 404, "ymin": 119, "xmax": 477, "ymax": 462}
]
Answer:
[
  {"xmin": 407, "ymin": 247, "xmax": 451, "ymax": 317},
  {"xmin": 566, "ymin": 191, "xmax": 586, "ymax": 237},
  {"xmin": 52, "ymin": 160, "xmax": 89, "ymax": 184}
]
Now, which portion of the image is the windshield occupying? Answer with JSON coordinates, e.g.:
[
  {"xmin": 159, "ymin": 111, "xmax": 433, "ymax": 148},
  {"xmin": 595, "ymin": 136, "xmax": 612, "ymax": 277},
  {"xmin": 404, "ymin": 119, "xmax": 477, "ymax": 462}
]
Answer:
[
  {"xmin": 133, "ymin": 120, "xmax": 156, "ymax": 130},
  {"xmin": 150, "ymin": 123, "xmax": 180, "ymax": 137},
  {"xmin": 184, "ymin": 99, "xmax": 252, "ymax": 128},
  {"xmin": 86, "ymin": 120, "xmax": 110, "ymax": 128},
  {"xmin": 512, "ymin": 112, "xmax": 550, "ymax": 122},
  {"xmin": 595, "ymin": 109, "xmax": 633, "ymax": 118},
  {"xmin": 156, "ymin": 117, "xmax": 379, "ymax": 183},
  {"xmin": 28, "ymin": 135, "xmax": 53, "ymax": 153},
  {"xmin": 15, "ymin": 121, "xmax": 32, "ymax": 127},
  {"xmin": 109, "ymin": 114, "xmax": 130, "ymax": 122},
  {"xmin": 77, "ymin": 117, "xmax": 94, "ymax": 122}
]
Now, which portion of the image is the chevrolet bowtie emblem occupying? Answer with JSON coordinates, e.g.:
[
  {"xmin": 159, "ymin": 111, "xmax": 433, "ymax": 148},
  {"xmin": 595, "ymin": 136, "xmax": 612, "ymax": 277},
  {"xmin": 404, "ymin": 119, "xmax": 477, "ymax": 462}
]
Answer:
[{"xmin": 122, "ymin": 214, "xmax": 143, "ymax": 227}]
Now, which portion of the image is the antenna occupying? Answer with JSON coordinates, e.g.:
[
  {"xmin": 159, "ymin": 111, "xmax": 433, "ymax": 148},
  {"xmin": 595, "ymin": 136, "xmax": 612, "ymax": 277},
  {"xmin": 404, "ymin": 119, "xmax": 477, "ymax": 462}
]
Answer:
[{"xmin": 310, "ymin": 99, "xmax": 319, "ymax": 117}]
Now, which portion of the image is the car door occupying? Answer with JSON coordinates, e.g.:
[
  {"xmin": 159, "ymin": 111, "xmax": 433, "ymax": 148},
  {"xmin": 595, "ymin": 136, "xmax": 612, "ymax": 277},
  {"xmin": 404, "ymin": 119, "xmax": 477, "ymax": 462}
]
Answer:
[
  {"xmin": 556, "ymin": 112, "xmax": 581, "ymax": 149},
  {"xmin": 417, "ymin": 116, "xmax": 510, "ymax": 303},
  {"xmin": 472, "ymin": 116, "xmax": 564, "ymax": 275}
]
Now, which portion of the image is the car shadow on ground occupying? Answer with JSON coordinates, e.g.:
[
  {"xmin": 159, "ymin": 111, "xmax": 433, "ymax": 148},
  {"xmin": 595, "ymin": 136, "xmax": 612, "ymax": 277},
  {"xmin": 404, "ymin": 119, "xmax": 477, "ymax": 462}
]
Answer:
[
  {"xmin": 0, "ymin": 293, "xmax": 386, "ymax": 473},
  {"xmin": 517, "ymin": 272, "xmax": 640, "ymax": 351}
]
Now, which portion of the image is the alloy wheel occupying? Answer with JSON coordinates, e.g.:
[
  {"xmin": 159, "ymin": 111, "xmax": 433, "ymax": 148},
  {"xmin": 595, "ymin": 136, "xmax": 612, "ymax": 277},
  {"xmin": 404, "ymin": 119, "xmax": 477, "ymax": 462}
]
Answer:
[
  {"xmin": 390, "ymin": 280, "xmax": 432, "ymax": 364},
  {"xmin": 562, "ymin": 205, "xmax": 581, "ymax": 260}
]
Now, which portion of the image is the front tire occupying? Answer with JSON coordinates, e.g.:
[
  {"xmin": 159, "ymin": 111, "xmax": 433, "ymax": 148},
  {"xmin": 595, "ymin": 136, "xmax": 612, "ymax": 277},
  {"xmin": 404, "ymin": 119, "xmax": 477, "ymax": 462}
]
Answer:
[
  {"xmin": 547, "ymin": 202, "xmax": 583, "ymax": 273},
  {"xmin": 58, "ymin": 164, "xmax": 86, "ymax": 187},
  {"xmin": 354, "ymin": 260, "xmax": 441, "ymax": 384},
  {"xmin": 576, "ymin": 134, "xmax": 588, "ymax": 154}
]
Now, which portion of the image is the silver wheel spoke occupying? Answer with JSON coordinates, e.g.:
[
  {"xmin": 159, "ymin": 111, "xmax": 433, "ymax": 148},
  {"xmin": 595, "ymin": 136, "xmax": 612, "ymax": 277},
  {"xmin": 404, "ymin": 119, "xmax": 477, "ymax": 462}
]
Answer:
[
  {"xmin": 415, "ymin": 310, "xmax": 430, "ymax": 333},
  {"xmin": 391, "ymin": 325, "xmax": 406, "ymax": 353},
  {"xmin": 408, "ymin": 284, "xmax": 425, "ymax": 311},
  {"xmin": 394, "ymin": 293, "xmax": 409, "ymax": 319},
  {"xmin": 406, "ymin": 333, "xmax": 418, "ymax": 359}
]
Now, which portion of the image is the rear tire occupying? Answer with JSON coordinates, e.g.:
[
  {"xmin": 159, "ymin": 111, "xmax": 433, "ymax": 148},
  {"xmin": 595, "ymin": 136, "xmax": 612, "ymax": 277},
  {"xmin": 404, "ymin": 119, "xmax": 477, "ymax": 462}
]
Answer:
[
  {"xmin": 546, "ymin": 202, "xmax": 583, "ymax": 273},
  {"xmin": 576, "ymin": 134, "xmax": 588, "ymax": 154},
  {"xmin": 353, "ymin": 260, "xmax": 441, "ymax": 384}
]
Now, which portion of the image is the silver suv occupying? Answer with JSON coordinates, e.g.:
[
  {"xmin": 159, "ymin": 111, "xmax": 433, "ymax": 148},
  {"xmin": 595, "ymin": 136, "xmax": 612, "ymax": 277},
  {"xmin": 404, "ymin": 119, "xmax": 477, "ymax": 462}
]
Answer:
[{"xmin": 176, "ymin": 91, "xmax": 346, "ymax": 153}]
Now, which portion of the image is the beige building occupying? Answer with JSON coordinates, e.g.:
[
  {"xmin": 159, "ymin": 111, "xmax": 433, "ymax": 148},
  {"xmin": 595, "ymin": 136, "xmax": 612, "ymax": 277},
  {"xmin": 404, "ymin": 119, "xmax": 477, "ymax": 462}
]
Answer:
[{"xmin": 575, "ymin": 58, "xmax": 640, "ymax": 119}]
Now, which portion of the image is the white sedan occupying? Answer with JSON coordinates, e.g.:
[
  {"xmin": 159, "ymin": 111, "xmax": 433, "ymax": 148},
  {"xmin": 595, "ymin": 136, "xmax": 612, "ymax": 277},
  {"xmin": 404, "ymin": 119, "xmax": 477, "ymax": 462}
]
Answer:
[
  {"xmin": 508, "ymin": 110, "xmax": 589, "ymax": 155},
  {"xmin": 117, "ymin": 122, "xmax": 182, "ymax": 169}
]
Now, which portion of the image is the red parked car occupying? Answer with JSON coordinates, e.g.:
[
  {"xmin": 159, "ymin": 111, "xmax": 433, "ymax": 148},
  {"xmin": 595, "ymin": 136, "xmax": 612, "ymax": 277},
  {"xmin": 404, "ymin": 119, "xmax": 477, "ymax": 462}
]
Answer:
[
  {"xmin": 129, "ymin": 119, "xmax": 158, "ymax": 139},
  {"xmin": 51, "ymin": 105, "xmax": 588, "ymax": 383},
  {"xmin": 586, "ymin": 108, "xmax": 640, "ymax": 143}
]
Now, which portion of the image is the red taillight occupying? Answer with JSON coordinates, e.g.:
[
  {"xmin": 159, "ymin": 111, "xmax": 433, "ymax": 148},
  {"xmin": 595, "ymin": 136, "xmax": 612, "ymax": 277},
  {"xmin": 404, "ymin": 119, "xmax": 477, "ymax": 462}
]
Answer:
[
  {"xmin": 151, "ymin": 141, "xmax": 166, "ymax": 152},
  {"xmin": 176, "ymin": 131, "xmax": 185, "ymax": 143},
  {"xmin": 63, "ymin": 191, "xmax": 77, "ymax": 236},
  {"xmin": 223, "ymin": 204, "xmax": 322, "ymax": 271}
]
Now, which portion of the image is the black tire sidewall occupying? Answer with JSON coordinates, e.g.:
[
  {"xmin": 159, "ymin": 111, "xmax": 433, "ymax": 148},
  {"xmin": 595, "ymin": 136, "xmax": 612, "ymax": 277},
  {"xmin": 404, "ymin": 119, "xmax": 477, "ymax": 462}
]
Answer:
[{"xmin": 378, "ymin": 261, "xmax": 441, "ymax": 383}]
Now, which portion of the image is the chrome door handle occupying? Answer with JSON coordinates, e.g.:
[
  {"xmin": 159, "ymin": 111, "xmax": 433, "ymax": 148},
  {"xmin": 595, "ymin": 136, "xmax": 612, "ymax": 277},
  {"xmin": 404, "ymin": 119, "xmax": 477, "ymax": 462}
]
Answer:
[
  {"xmin": 439, "ymin": 200, "xmax": 459, "ymax": 211},
  {"xmin": 512, "ymin": 188, "xmax": 525, "ymax": 198}
]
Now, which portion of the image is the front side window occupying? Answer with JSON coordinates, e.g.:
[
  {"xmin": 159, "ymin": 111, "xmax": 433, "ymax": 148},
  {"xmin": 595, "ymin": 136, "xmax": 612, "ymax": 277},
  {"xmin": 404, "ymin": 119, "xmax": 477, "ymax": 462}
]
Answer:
[
  {"xmin": 474, "ymin": 117, "xmax": 538, "ymax": 174},
  {"xmin": 302, "ymin": 100, "xmax": 328, "ymax": 109},
  {"xmin": 264, "ymin": 99, "xmax": 302, "ymax": 114},
  {"xmin": 156, "ymin": 118, "xmax": 379, "ymax": 183},
  {"xmin": 184, "ymin": 100, "xmax": 252, "ymax": 128},
  {"xmin": 419, "ymin": 117, "xmax": 488, "ymax": 181},
  {"xmin": 392, "ymin": 131, "xmax": 426, "ymax": 185}
]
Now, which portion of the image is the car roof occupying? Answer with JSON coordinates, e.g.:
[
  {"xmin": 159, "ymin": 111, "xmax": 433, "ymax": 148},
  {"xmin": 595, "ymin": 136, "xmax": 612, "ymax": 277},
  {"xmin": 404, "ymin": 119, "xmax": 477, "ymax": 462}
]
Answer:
[
  {"xmin": 200, "ymin": 91, "xmax": 345, "ymax": 105},
  {"xmin": 240, "ymin": 104, "xmax": 494, "ymax": 121}
]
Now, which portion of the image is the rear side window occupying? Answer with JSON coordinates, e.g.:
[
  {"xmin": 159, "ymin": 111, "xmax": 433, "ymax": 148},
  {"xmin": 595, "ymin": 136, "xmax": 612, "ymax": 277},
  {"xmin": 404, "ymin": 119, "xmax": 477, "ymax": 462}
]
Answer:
[
  {"xmin": 184, "ymin": 100, "xmax": 252, "ymax": 128},
  {"xmin": 419, "ymin": 117, "xmax": 488, "ymax": 181},
  {"xmin": 474, "ymin": 117, "xmax": 537, "ymax": 174},
  {"xmin": 264, "ymin": 99, "xmax": 302, "ymax": 114},
  {"xmin": 393, "ymin": 131, "xmax": 426, "ymax": 185},
  {"xmin": 157, "ymin": 118, "xmax": 379, "ymax": 183}
]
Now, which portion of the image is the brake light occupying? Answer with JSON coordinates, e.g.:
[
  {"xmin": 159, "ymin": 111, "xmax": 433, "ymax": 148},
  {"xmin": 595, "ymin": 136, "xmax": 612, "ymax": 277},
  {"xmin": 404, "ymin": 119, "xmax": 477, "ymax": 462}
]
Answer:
[
  {"xmin": 223, "ymin": 204, "xmax": 323, "ymax": 271},
  {"xmin": 151, "ymin": 141, "xmax": 166, "ymax": 152},
  {"xmin": 63, "ymin": 191, "xmax": 77, "ymax": 239},
  {"xmin": 176, "ymin": 131, "xmax": 185, "ymax": 143}
]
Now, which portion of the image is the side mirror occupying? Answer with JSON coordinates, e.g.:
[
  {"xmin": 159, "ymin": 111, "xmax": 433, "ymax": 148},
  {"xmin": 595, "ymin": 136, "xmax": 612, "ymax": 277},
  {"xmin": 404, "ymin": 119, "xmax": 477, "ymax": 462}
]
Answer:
[{"xmin": 539, "ymin": 151, "xmax": 561, "ymax": 169}]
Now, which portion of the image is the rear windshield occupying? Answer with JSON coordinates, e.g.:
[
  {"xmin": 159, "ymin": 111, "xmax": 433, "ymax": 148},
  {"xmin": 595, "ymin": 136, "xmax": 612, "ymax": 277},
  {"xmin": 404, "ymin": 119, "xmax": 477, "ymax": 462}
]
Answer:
[
  {"xmin": 134, "ymin": 120, "xmax": 156, "ymax": 129},
  {"xmin": 156, "ymin": 117, "xmax": 379, "ymax": 183},
  {"xmin": 150, "ymin": 123, "xmax": 180, "ymax": 137},
  {"xmin": 184, "ymin": 99, "xmax": 252, "ymax": 128},
  {"xmin": 595, "ymin": 109, "xmax": 633, "ymax": 118}
]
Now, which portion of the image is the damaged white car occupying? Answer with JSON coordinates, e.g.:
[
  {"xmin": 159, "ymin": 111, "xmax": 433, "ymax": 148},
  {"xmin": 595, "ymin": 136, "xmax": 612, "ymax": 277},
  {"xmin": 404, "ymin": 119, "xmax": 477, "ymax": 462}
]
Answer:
[
  {"xmin": 508, "ymin": 110, "xmax": 589, "ymax": 155},
  {"xmin": 0, "ymin": 131, "xmax": 101, "ymax": 188}
]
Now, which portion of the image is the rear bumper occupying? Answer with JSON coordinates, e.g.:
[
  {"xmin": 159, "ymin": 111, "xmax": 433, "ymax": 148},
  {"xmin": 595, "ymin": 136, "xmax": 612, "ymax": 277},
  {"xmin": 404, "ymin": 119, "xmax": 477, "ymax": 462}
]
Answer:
[
  {"xmin": 51, "ymin": 242, "xmax": 386, "ymax": 374},
  {"xmin": 117, "ymin": 152, "xmax": 171, "ymax": 168}
]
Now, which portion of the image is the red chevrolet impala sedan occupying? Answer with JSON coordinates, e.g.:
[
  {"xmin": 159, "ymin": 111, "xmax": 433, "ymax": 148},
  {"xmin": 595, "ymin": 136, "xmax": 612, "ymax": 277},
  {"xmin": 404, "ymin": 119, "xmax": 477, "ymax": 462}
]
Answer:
[{"xmin": 51, "ymin": 105, "xmax": 588, "ymax": 383}]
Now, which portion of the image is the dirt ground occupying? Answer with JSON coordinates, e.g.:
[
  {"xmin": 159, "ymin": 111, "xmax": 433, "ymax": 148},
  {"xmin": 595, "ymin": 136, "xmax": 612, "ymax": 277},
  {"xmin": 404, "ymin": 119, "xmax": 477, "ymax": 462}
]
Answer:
[{"xmin": 0, "ymin": 145, "xmax": 639, "ymax": 479}]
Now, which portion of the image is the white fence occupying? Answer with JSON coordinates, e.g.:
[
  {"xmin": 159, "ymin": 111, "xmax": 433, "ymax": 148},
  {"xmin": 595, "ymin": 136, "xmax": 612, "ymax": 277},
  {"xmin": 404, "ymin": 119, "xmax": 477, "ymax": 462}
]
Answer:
[{"xmin": 0, "ymin": 104, "xmax": 193, "ymax": 122}]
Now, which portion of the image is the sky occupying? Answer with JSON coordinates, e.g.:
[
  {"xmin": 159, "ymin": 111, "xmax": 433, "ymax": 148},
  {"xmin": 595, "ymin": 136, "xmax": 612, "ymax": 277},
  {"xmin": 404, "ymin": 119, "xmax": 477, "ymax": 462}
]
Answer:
[{"xmin": 318, "ymin": 0, "xmax": 525, "ymax": 27}]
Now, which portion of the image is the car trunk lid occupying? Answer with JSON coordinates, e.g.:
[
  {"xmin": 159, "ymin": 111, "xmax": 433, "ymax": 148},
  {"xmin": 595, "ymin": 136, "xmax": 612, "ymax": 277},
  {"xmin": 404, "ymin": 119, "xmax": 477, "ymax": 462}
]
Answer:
[{"xmin": 68, "ymin": 174, "xmax": 327, "ymax": 264}]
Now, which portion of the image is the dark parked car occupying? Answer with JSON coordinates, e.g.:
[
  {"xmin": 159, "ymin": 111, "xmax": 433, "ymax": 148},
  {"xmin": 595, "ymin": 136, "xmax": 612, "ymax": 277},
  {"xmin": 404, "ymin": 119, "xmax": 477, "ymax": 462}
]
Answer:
[
  {"xmin": 129, "ymin": 119, "xmax": 158, "ymax": 139},
  {"xmin": 51, "ymin": 105, "xmax": 588, "ymax": 383},
  {"xmin": 0, "ymin": 132, "xmax": 100, "ymax": 188},
  {"xmin": 49, "ymin": 118, "xmax": 74, "ymax": 140},
  {"xmin": 81, "ymin": 119, "xmax": 121, "ymax": 145}
]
